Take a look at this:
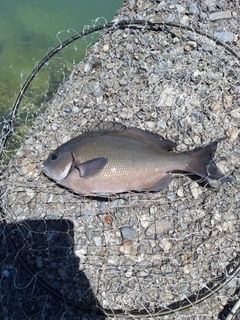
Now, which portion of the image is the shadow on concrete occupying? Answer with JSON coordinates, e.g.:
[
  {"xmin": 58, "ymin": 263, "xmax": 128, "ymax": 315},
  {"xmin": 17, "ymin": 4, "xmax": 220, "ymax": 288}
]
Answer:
[{"xmin": 0, "ymin": 219, "xmax": 106, "ymax": 319}]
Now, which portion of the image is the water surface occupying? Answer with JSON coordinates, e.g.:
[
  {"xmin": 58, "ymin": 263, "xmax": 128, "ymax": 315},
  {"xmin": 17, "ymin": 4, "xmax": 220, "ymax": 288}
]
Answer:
[{"xmin": 0, "ymin": 0, "xmax": 124, "ymax": 117}]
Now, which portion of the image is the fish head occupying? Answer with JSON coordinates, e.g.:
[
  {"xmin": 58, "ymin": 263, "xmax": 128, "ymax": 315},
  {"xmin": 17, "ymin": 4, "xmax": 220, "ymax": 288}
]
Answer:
[{"xmin": 43, "ymin": 146, "xmax": 75, "ymax": 182}]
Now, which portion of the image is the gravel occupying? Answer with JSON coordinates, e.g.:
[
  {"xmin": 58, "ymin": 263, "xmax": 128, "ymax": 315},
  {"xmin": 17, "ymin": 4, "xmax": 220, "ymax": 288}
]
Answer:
[{"xmin": 1, "ymin": 1, "xmax": 240, "ymax": 319}]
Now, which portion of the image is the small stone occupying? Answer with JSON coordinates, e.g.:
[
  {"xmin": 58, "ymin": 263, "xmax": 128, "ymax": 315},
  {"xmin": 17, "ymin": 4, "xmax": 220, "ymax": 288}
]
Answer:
[
  {"xmin": 181, "ymin": 222, "xmax": 188, "ymax": 229},
  {"xmin": 121, "ymin": 227, "xmax": 137, "ymax": 239},
  {"xmin": 184, "ymin": 41, "xmax": 197, "ymax": 52},
  {"xmin": 146, "ymin": 220, "xmax": 173, "ymax": 236},
  {"xmin": 129, "ymin": 0, "xmax": 135, "ymax": 10},
  {"xmin": 102, "ymin": 44, "xmax": 109, "ymax": 52},
  {"xmin": 93, "ymin": 237, "xmax": 102, "ymax": 247},
  {"xmin": 84, "ymin": 63, "xmax": 90, "ymax": 73},
  {"xmin": 82, "ymin": 108, "xmax": 90, "ymax": 114},
  {"xmin": 98, "ymin": 202, "xmax": 106, "ymax": 214},
  {"xmin": 183, "ymin": 265, "xmax": 190, "ymax": 274},
  {"xmin": 3, "ymin": 270, "xmax": 9, "ymax": 277},
  {"xmin": 47, "ymin": 194, "xmax": 54, "ymax": 203},
  {"xmin": 125, "ymin": 268, "xmax": 133, "ymax": 277},
  {"xmin": 50, "ymin": 124, "xmax": 58, "ymax": 131},
  {"xmin": 118, "ymin": 78, "xmax": 129, "ymax": 86},
  {"xmin": 217, "ymin": 2, "xmax": 224, "ymax": 9},
  {"xmin": 109, "ymin": 199, "xmax": 124, "ymax": 208},
  {"xmin": 209, "ymin": 11, "xmax": 231, "ymax": 21},
  {"xmin": 166, "ymin": 13, "xmax": 175, "ymax": 22},
  {"xmin": 214, "ymin": 31, "xmax": 234, "ymax": 43},
  {"xmin": 177, "ymin": 187, "xmax": 184, "ymax": 198},
  {"xmin": 137, "ymin": 270, "xmax": 149, "ymax": 277},
  {"xmin": 158, "ymin": 87, "xmax": 177, "ymax": 107},
  {"xmin": 225, "ymin": 128, "xmax": 239, "ymax": 141},
  {"xmin": 210, "ymin": 102, "xmax": 221, "ymax": 112},
  {"xmin": 120, "ymin": 240, "xmax": 138, "ymax": 255},
  {"xmin": 154, "ymin": 61, "xmax": 168, "ymax": 73},
  {"xmin": 159, "ymin": 238, "xmax": 171, "ymax": 251},
  {"xmin": 72, "ymin": 106, "xmax": 79, "ymax": 113},
  {"xmin": 28, "ymin": 197, "xmax": 37, "ymax": 210},
  {"xmin": 64, "ymin": 105, "xmax": 71, "ymax": 112},
  {"xmin": 189, "ymin": 3, "xmax": 199, "ymax": 15},
  {"xmin": 140, "ymin": 214, "xmax": 152, "ymax": 228},
  {"xmin": 190, "ymin": 184, "xmax": 201, "ymax": 199},
  {"xmin": 221, "ymin": 299, "xmax": 228, "ymax": 306},
  {"xmin": 15, "ymin": 207, "xmax": 23, "ymax": 216},
  {"xmin": 175, "ymin": 5, "xmax": 185, "ymax": 13},
  {"xmin": 230, "ymin": 107, "xmax": 240, "ymax": 118},
  {"xmin": 155, "ymin": 1, "xmax": 166, "ymax": 12},
  {"xmin": 36, "ymin": 256, "xmax": 43, "ymax": 269},
  {"xmin": 190, "ymin": 99, "xmax": 200, "ymax": 107},
  {"xmin": 180, "ymin": 15, "xmax": 189, "ymax": 25}
]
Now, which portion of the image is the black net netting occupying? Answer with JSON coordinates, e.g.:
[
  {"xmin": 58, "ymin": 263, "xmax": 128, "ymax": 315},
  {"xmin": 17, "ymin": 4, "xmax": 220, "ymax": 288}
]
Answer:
[{"xmin": 0, "ymin": 7, "xmax": 239, "ymax": 320}]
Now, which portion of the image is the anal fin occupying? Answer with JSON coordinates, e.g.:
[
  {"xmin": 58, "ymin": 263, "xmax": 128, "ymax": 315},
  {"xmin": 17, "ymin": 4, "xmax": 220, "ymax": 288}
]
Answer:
[{"xmin": 150, "ymin": 174, "xmax": 175, "ymax": 191}]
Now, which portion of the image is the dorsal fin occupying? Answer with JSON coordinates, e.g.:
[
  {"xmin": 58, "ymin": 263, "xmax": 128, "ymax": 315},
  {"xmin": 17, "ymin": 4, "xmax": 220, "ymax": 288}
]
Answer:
[
  {"xmin": 62, "ymin": 122, "xmax": 176, "ymax": 151},
  {"xmin": 92, "ymin": 122, "xmax": 177, "ymax": 151}
]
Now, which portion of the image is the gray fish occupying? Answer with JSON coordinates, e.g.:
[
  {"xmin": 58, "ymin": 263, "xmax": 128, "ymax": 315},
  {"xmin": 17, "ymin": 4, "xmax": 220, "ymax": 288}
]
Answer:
[{"xmin": 42, "ymin": 122, "xmax": 226, "ymax": 195}]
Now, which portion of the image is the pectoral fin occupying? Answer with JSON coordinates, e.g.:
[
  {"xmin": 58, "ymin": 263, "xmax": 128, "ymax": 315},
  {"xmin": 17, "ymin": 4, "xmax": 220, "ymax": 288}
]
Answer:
[{"xmin": 75, "ymin": 157, "xmax": 108, "ymax": 178}]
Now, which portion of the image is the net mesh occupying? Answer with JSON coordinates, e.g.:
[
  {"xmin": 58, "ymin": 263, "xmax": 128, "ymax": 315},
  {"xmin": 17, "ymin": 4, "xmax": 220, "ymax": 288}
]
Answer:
[{"xmin": 0, "ymin": 10, "xmax": 239, "ymax": 320}]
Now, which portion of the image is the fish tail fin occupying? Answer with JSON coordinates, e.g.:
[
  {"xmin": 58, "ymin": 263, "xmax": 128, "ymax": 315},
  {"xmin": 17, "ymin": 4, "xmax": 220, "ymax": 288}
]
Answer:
[{"xmin": 187, "ymin": 141, "xmax": 225, "ymax": 181}]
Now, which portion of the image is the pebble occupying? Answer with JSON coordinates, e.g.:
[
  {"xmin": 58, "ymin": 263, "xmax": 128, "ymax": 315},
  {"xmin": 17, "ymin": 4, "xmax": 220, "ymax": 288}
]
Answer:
[
  {"xmin": 125, "ymin": 268, "xmax": 133, "ymax": 277},
  {"xmin": 102, "ymin": 44, "xmax": 109, "ymax": 52},
  {"xmin": 15, "ymin": 207, "xmax": 23, "ymax": 216},
  {"xmin": 140, "ymin": 214, "xmax": 152, "ymax": 228},
  {"xmin": 175, "ymin": 5, "xmax": 185, "ymax": 14},
  {"xmin": 190, "ymin": 184, "xmax": 201, "ymax": 199},
  {"xmin": 82, "ymin": 108, "xmax": 90, "ymax": 114},
  {"xmin": 2, "ymin": 269, "xmax": 10, "ymax": 278},
  {"xmin": 153, "ymin": 61, "xmax": 168, "ymax": 73},
  {"xmin": 158, "ymin": 87, "xmax": 177, "ymax": 107},
  {"xmin": 155, "ymin": 1, "xmax": 166, "ymax": 12},
  {"xmin": 181, "ymin": 15, "xmax": 189, "ymax": 25},
  {"xmin": 184, "ymin": 41, "xmax": 197, "ymax": 52},
  {"xmin": 137, "ymin": 270, "xmax": 149, "ymax": 277},
  {"xmin": 183, "ymin": 265, "xmax": 190, "ymax": 274},
  {"xmin": 36, "ymin": 256, "xmax": 43, "ymax": 269},
  {"xmin": 209, "ymin": 10, "xmax": 231, "ymax": 21},
  {"xmin": 47, "ymin": 194, "xmax": 54, "ymax": 203},
  {"xmin": 189, "ymin": 3, "xmax": 199, "ymax": 15},
  {"xmin": 146, "ymin": 220, "xmax": 173, "ymax": 236},
  {"xmin": 51, "ymin": 124, "xmax": 59, "ymax": 131},
  {"xmin": 93, "ymin": 237, "xmax": 102, "ymax": 247},
  {"xmin": 121, "ymin": 227, "xmax": 137, "ymax": 239},
  {"xmin": 166, "ymin": 13, "xmax": 175, "ymax": 23},
  {"xmin": 159, "ymin": 238, "xmax": 171, "ymax": 251},
  {"xmin": 230, "ymin": 107, "xmax": 240, "ymax": 118},
  {"xmin": 109, "ymin": 198, "xmax": 124, "ymax": 208},
  {"xmin": 214, "ymin": 31, "xmax": 234, "ymax": 43},
  {"xmin": 120, "ymin": 240, "xmax": 138, "ymax": 255},
  {"xmin": 72, "ymin": 106, "xmax": 79, "ymax": 113},
  {"xmin": 177, "ymin": 187, "xmax": 184, "ymax": 198},
  {"xmin": 118, "ymin": 78, "xmax": 129, "ymax": 86},
  {"xmin": 225, "ymin": 127, "xmax": 239, "ymax": 141},
  {"xmin": 64, "ymin": 105, "xmax": 71, "ymax": 112},
  {"xmin": 84, "ymin": 63, "xmax": 90, "ymax": 73}
]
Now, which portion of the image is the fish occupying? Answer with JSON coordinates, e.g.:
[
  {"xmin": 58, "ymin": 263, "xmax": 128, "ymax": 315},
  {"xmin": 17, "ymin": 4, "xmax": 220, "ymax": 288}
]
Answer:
[{"xmin": 42, "ymin": 122, "xmax": 227, "ymax": 195}]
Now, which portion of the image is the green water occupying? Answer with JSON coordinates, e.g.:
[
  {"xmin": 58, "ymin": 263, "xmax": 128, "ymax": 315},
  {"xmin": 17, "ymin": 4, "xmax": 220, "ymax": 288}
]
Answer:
[{"xmin": 0, "ymin": 0, "xmax": 124, "ymax": 118}]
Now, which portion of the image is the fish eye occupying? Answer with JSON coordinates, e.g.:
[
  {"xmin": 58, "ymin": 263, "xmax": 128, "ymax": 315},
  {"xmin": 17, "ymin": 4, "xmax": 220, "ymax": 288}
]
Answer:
[{"xmin": 50, "ymin": 152, "xmax": 59, "ymax": 161}]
